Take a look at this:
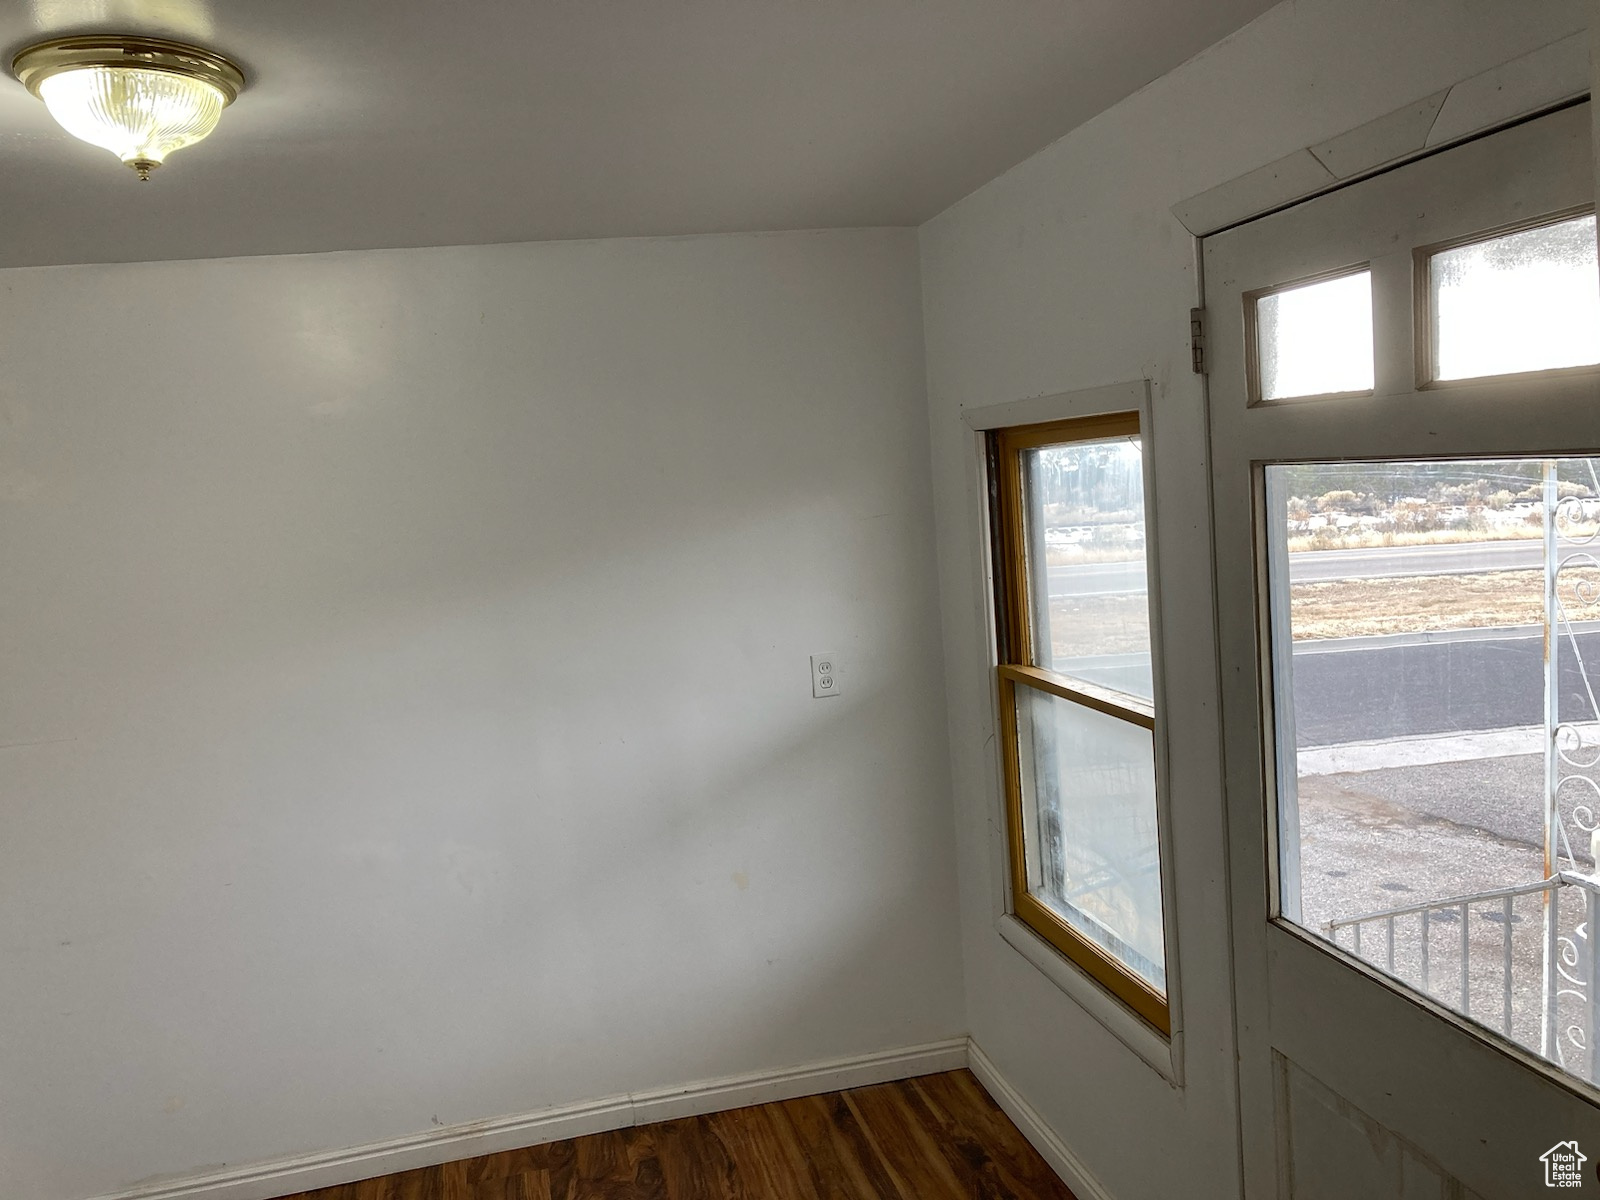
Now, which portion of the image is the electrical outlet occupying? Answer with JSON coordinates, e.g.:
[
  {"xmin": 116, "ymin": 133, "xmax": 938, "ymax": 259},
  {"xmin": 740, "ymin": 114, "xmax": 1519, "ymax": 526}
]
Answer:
[{"xmin": 811, "ymin": 653, "xmax": 840, "ymax": 698}]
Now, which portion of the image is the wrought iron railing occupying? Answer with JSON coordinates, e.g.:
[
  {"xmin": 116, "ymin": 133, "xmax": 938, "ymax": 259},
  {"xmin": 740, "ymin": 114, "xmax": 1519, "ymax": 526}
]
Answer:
[{"xmin": 1328, "ymin": 871, "xmax": 1600, "ymax": 1079}]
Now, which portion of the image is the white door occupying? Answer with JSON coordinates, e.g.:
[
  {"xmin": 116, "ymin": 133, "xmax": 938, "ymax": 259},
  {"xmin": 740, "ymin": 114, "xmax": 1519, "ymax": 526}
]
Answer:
[{"xmin": 1206, "ymin": 103, "xmax": 1600, "ymax": 1197}]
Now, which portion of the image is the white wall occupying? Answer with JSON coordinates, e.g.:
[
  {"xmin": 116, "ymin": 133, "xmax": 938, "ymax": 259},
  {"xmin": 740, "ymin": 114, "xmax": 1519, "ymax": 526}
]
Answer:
[
  {"xmin": 918, "ymin": 3, "xmax": 1590, "ymax": 1199},
  {"xmin": 0, "ymin": 228, "xmax": 965, "ymax": 1199}
]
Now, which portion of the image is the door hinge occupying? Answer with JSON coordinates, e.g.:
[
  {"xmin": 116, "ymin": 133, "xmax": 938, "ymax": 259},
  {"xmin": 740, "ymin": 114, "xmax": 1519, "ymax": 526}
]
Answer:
[{"xmin": 1189, "ymin": 307, "xmax": 1207, "ymax": 375}]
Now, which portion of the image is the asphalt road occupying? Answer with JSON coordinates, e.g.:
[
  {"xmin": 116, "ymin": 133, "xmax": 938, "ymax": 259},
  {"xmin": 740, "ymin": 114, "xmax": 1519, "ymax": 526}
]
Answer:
[
  {"xmin": 1049, "ymin": 538, "xmax": 1542, "ymax": 597},
  {"xmin": 1290, "ymin": 539, "xmax": 1542, "ymax": 582},
  {"xmin": 1292, "ymin": 628, "xmax": 1600, "ymax": 746}
]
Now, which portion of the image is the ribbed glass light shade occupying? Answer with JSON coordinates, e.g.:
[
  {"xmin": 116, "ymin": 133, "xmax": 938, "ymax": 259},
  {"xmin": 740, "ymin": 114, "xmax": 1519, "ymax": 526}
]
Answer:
[{"xmin": 37, "ymin": 65, "xmax": 226, "ymax": 172}]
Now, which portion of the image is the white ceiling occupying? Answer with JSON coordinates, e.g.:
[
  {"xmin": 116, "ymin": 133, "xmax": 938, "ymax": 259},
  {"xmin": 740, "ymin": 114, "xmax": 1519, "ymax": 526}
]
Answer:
[{"xmin": 0, "ymin": 1, "xmax": 1278, "ymax": 267}]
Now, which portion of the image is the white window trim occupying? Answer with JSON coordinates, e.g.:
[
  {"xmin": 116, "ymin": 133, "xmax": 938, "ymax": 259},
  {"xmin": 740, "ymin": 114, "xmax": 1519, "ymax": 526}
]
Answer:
[{"xmin": 962, "ymin": 379, "xmax": 1184, "ymax": 1085}]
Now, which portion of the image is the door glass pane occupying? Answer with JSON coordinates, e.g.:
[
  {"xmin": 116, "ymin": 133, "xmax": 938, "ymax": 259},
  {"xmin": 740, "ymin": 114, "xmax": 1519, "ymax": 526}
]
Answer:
[
  {"xmin": 1014, "ymin": 684, "xmax": 1165, "ymax": 993},
  {"xmin": 1255, "ymin": 270, "xmax": 1374, "ymax": 401},
  {"xmin": 1431, "ymin": 214, "xmax": 1600, "ymax": 382},
  {"xmin": 1022, "ymin": 434, "xmax": 1151, "ymax": 700},
  {"xmin": 1267, "ymin": 457, "xmax": 1600, "ymax": 1087}
]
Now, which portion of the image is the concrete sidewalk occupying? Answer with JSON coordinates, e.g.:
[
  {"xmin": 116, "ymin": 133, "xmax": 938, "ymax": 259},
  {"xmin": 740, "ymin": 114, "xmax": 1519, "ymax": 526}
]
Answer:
[{"xmin": 1298, "ymin": 726, "xmax": 1543, "ymax": 777}]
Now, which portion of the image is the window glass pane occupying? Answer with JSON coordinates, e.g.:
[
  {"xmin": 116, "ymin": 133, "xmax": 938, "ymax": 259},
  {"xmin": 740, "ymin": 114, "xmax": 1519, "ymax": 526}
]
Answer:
[
  {"xmin": 1255, "ymin": 270, "xmax": 1374, "ymax": 401},
  {"xmin": 1015, "ymin": 685, "xmax": 1165, "ymax": 993},
  {"xmin": 1267, "ymin": 457, "xmax": 1600, "ymax": 1088},
  {"xmin": 1431, "ymin": 214, "xmax": 1600, "ymax": 382},
  {"xmin": 1023, "ymin": 434, "xmax": 1151, "ymax": 700}
]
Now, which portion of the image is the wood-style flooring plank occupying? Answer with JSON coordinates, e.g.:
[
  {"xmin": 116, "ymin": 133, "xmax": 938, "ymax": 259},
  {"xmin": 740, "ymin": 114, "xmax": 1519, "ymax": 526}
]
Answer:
[
  {"xmin": 778, "ymin": 1091, "xmax": 903, "ymax": 1199},
  {"xmin": 900, "ymin": 1074, "xmax": 1027, "ymax": 1200},
  {"xmin": 566, "ymin": 1122, "xmax": 663, "ymax": 1200},
  {"xmin": 290, "ymin": 1187, "xmax": 356, "ymax": 1200},
  {"xmin": 701, "ymin": 1103, "xmax": 818, "ymax": 1200},
  {"xmin": 463, "ymin": 1139, "xmax": 558, "ymax": 1185},
  {"xmin": 918, "ymin": 1070, "xmax": 1078, "ymax": 1198},
  {"xmin": 471, "ymin": 1169, "xmax": 551, "ymax": 1200},
  {"xmin": 843, "ymin": 1081, "xmax": 966, "ymax": 1199},
  {"xmin": 540, "ymin": 1135, "xmax": 582, "ymax": 1200},
  {"xmin": 270, "ymin": 1069, "xmax": 1074, "ymax": 1200}
]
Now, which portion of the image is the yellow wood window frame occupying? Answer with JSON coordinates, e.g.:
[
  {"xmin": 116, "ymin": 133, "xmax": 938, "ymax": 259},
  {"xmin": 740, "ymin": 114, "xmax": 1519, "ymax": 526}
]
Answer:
[{"xmin": 991, "ymin": 412, "xmax": 1170, "ymax": 1035}]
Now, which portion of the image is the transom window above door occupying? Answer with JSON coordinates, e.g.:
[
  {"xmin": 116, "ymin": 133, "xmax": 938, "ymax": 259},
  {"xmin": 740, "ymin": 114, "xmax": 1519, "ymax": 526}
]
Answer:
[
  {"xmin": 1241, "ymin": 208, "xmax": 1599, "ymax": 405},
  {"xmin": 1248, "ymin": 267, "xmax": 1375, "ymax": 402},
  {"xmin": 1420, "ymin": 210, "xmax": 1600, "ymax": 384}
]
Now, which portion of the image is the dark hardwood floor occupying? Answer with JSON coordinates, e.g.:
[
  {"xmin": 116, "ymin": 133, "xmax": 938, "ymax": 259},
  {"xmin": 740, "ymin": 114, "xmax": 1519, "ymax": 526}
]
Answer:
[{"xmin": 274, "ymin": 1069, "xmax": 1076, "ymax": 1200}]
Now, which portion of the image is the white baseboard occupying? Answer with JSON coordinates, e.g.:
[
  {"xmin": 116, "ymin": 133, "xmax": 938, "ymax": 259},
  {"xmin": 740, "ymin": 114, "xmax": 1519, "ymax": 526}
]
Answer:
[
  {"xmin": 967, "ymin": 1039, "xmax": 1114, "ymax": 1200},
  {"xmin": 88, "ymin": 1038, "xmax": 969, "ymax": 1200},
  {"xmin": 628, "ymin": 1038, "xmax": 968, "ymax": 1125},
  {"xmin": 88, "ymin": 1037, "xmax": 1100, "ymax": 1200}
]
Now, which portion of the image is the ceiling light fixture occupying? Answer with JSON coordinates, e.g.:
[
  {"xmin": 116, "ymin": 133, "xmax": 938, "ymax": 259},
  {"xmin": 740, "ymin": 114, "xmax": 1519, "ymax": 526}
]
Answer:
[{"xmin": 11, "ymin": 35, "xmax": 244, "ymax": 181}]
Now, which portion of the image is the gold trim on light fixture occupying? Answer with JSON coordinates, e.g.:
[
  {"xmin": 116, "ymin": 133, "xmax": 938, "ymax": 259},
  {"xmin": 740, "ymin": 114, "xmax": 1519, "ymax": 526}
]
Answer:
[
  {"xmin": 12, "ymin": 35, "xmax": 245, "ymax": 102},
  {"xmin": 10, "ymin": 35, "xmax": 245, "ymax": 179}
]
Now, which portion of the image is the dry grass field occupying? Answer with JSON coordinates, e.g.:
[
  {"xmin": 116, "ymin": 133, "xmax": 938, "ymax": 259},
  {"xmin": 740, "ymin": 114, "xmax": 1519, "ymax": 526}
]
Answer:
[
  {"xmin": 1045, "ymin": 565, "xmax": 1600, "ymax": 662},
  {"xmin": 1289, "ymin": 567, "xmax": 1600, "ymax": 640}
]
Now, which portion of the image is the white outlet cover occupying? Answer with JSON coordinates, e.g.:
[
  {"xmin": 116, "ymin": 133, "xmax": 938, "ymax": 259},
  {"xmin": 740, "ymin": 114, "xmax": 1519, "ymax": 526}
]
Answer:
[{"xmin": 811, "ymin": 653, "xmax": 841, "ymax": 698}]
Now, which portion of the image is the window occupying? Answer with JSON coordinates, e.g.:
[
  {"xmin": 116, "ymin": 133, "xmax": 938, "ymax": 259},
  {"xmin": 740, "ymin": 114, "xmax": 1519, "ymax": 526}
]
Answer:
[
  {"xmin": 1269, "ymin": 454, "xmax": 1600, "ymax": 1085},
  {"xmin": 989, "ymin": 413, "xmax": 1168, "ymax": 1033},
  {"xmin": 1249, "ymin": 267, "xmax": 1375, "ymax": 403},
  {"xmin": 1419, "ymin": 210, "xmax": 1600, "ymax": 384}
]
